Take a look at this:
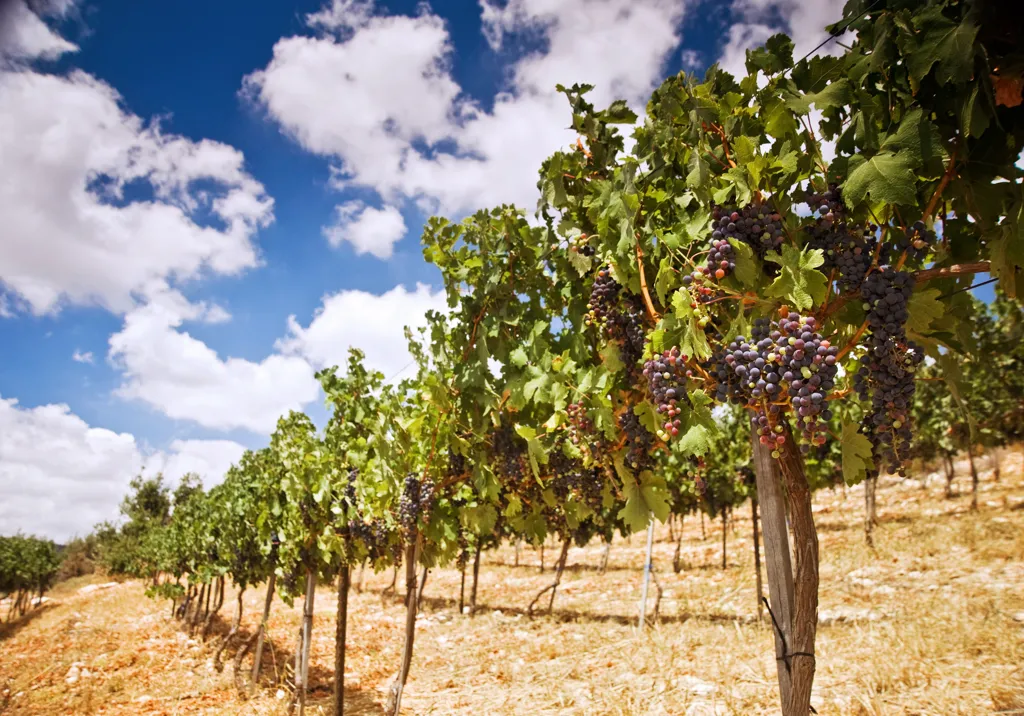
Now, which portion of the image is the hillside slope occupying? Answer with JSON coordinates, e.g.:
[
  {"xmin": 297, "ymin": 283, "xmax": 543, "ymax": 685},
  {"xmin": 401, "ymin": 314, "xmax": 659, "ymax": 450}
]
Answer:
[{"xmin": 2, "ymin": 452, "xmax": 1023, "ymax": 715}]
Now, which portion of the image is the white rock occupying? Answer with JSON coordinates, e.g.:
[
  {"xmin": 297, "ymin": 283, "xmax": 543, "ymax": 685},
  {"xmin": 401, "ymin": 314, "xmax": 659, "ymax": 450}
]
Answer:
[
  {"xmin": 80, "ymin": 669, "xmax": 91, "ymax": 679},
  {"xmin": 276, "ymin": 689, "xmax": 286, "ymax": 699},
  {"xmin": 1012, "ymin": 611, "xmax": 1024, "ymax": 623},
  {"xmin": 78, "ymin": 582, "xmax": 119, "ymax": 595},
  {"xmin": 133, "ymin": 695, "xmax": 154, "ymax": 703},
  {"xmin": 676, "ymin": 675, "xmax": 716, "ymax": 696}
]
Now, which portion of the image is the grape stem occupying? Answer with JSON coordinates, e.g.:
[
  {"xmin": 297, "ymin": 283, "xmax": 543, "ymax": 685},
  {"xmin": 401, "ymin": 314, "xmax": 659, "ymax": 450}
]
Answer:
[
  {"xmin": 702, "ymin": 121, "xmax": 737, "ymax": 169},
  {"xmin": 923, "ymin": 148, "xmax": 958, "ymax": 224}
]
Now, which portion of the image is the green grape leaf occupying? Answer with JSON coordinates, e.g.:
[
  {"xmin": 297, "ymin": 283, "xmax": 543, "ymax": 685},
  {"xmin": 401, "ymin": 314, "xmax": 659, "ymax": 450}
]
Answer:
[
  {"xmin": 639, "ymin": 473, "xmax": 671, "ymax": 523},
  {"xmin": 655, "ymin": 256, "xmax": 678, "ymax": 306},
  {"xmin": 669, "ymin": 289, "xmax": 713, "ymax": 360},
  {"xmin": 677, "ymin": 423, "xmax": 712, "ymax": 457},
  {"xmin": 936, "ymin": 353, "xmax": 977, "ymax": 440},
  {"xmin": 841, "ymin": 422, "xmax": 874, "ymax": 486},
  {"xmin": 764, "ymin": 245, "xmax": 828, "ymax": 311},
  {"xmin": 686, "ymin": 151, "xmax": 710, "ymax": 190},
  {"xmin": 745, "ymin": 33, "xmax": 794, "ymax": 75},
  {"xmin": 618, "ymin": 480, "xmax": 650, "ymax": 533},
  {"xmin": 728, "ymin": 238, "xmax": 760, "ymax": 289},
  {"xmin": 880, "ymin": 108, "xmax": 944, "ymax": 169},
  {"xmin": 843, "ymin": 151, "xmax": 917, "ymax": 208},
  {"xmin": 633, "ymin": 400, "xmax": 661, "ymax": 436},
  {"xmin": 567, "ymin": 248, "xmax": 594, "ymax": 277},
  {"xmin": 509, "ymin": 346, "xmax": 529, "ymax": 368},
  {"xmin": 905, "ymin": 9, "xmax": 979, "ymax": 87},
  {"xmin": 599, "ymin": 341, "xmax": 625, "ymax": 373},
  {"xmin": 906, "ymin": 287, "xmax": 945, "ymax": 334},
  {"xmin": 989, "ymin": 218, "xmax": 1024, "ymax": 299},
  {"xmin": 785, "ymin": 78, "xmax": 851, "ymax": 115}
]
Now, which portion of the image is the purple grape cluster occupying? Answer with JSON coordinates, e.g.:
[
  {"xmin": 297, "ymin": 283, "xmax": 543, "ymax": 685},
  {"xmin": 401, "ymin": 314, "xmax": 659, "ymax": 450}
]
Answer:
[
  {"xmin": 642, "ymin": 346, "xmax": 691, "ymax": 440},
  {"xmin": 888, "ymin": 220, "xmax": 932, "ymax": 265},
  {"xmin": 703, "ymin": 236, "xmax": 736, "ymax": 280},
  {"xmin": 711, "ymin": 314, "xmax": 838, "ymax": 457},
  {"xmin": 854, "ymin": 269, "xmax": 923, "ymax": 475},
  {"xmin": 710, "ymin": 202, "xmax": 785, "ymax": 261},
  {"xmin": 548, "ymin": 441, "xmax": 604, "ymax": 508},
  {"xmin": 398, "ymin": 473, "xmax": 435, "ymax": 536},
  {"xmin": 447, "ymin": 448, "xmax": 466, "ymax": 478},
  {"xmin": 803, "ymin": 186, "xmax": 880, "ymax": 293},
  {"xmin": 346, "ymin": 518, "xmax": 395, "ymax": 562},
  {"xmin": 585, "ymin": 266, "xmax": 621, "ymax": 329},
  {"xmin": 618, "ymin": 405, "xmax": 654, "ymax": 474},
  {"xmin": 565, "ymin": 401, "xmax": 593, "ymax": 446},
  {"xmin": 491, "ymin": 419, "xmax": 526, "ymax": 484},
  {"xmin": 612, "ymin": 296, "xmax": 646, "ymax": 369},
  {"xmin": 344, "ymin": 467, "xmax": 358, "ymax": 507}
]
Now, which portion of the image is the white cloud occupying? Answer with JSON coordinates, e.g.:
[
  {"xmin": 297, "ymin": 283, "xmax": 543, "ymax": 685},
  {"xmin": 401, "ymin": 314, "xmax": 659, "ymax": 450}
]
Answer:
[
  {"xmin": 0, "ymin": 394, "xmax": 246, "ymax": 541},
  {"xmin": 0, "ymin": 0, "xmax": 78, "ymax": 62},
  {"xmin": 278, "ymin": 282, "xmax": 447, "ymax": 380},
  {"xmin": 143, "ymin": 439, "xmax": 247, "ymax": 489},
  {"xmin": 680, "ymin": 48, "xmax": 702, "ymax": 71},
  {"xmin": 108, "ymin": 293, "xmax": 320, "ymax": 434},
  {"xmin": 0, "ymin": 66, "xmax": 273, "ymax": 316},
  {"xmin": 72, "ymin": 349, "xmax": 94, "ymax": 364},
  {"xmin": 323, "ymin": 201, "xmax": 407, "ymax": 258},
  {"xmin": 245, "ymin": 0, "xmax": 688, "ymax": 218},
  {"xmin": 717, "ymin": 22, "xmax": 776, "ymax": 77},
  {"xmin": 716, "ymin": 0, "xmax": 849, "ymax": 78}
]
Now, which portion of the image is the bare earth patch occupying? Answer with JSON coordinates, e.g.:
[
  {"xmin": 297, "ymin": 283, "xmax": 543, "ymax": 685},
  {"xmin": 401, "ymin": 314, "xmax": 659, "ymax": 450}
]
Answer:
[{"xmin": 2, "ymin": 450, "xmax": 1023, "ymax": 715}]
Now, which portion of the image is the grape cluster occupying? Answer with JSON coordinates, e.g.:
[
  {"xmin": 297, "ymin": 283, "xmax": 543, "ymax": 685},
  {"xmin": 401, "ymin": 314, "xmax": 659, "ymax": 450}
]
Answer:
[
  {"xmin": 612, "ymin": 296, "xmax": 646, "ymax": 369},
  {"xmin": 548, "ymin": 442, "xmax": 602, "ymax": 507},
  {"xmin": 447, "ymin": 448, "xmax": 466, "ymax": 479},
  {"xmin": 398, "ymin": 474, "xmax": 436, "ymax": 536},
  {"xmin": 643, "ymin": 346, "xmax": 691, "ymax": 441},
  {"xmin": 710, "ymin": 202, "xmax": 785, "ymax": 260},
  {"xmin": 804, "ymin": 183, "xmax": 844, "ymax": 222},
  {"xmin": 703, "ymin": 236, "xmax": 736, "ymax": 280},
  {"xmin": 803, "ymin": 186, "xmax": 881, "ymax": 293},
  {"xmin": 711, "ymin": 314, "xmax": 838, "ymax": 456},
  {"xmin": 681, "ymin": 271, "xmax": 723, "ymax": 305},
  {"xmin": 854, "ymin": 269, "xmax": 923, "ymax": 475},
  {"xmin": 347, "ymin": 519, "xmax": 394, "ymax": 561},
  {"xmin": 887, "ymin": 220, "xmax": 932, "ymax": 264},
  {"xmin": 491, "ymin": 419, "xmax": 526, "ymax": 483},
  {"xmin": 570, "ymin": 233, "xmax": 596, "ymax": 257},
  {"xmin": 618, "ymin": 406, "xmax": 654, "ymax": 474},
  {"xmin": 565, "ymin": 401, "xmax": 593, "ymax": 445},
  {"xmin": 343, "ymin": 467, "xmax": 359, "ymax": 507},
  {"xmin": 585, "ymin": 266, "xmax": 621, "ymax": 329}
]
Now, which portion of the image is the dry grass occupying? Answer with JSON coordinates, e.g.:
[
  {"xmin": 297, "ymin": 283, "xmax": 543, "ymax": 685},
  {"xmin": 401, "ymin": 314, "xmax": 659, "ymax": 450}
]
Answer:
[{"xmin": 2, "ymin": 450, "xmax": 1023, "ymax": 715}]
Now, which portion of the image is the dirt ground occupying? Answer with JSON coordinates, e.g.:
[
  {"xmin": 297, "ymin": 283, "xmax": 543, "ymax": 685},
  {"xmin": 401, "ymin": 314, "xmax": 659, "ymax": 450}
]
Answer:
[{"xmin": 2, "ymin": 450, "xmax": 1023, "ymax": 716}]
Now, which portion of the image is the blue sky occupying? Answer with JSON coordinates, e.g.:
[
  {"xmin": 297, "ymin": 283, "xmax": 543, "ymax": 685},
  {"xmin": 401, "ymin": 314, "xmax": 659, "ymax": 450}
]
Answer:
[{"xmin": 0, "ymin": 0, "xmax": 857, "ymax": 539}]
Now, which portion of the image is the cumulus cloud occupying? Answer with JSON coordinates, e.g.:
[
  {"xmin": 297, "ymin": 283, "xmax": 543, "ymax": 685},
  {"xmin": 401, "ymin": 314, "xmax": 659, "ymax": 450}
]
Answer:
[
  {"xmin": 245, "ymin": 0, "xmax": 688, "ymax": 220},
  {"xmin": 0, "ymin": 65, "xmax": 273, "ymax": 316},
  {"xmin": 108, "ymin": 293, "xmax": 321, "ymax": 434},
  {"xmin": 278, "ymin": 283, "xmax": 447, "ymax": 380},
  {"xmin": 72, "ymin": 349, "xmax": 94, "ymax": 364},
  {"xmin": 0, "ymin": 395, "xmax": 246, "ymax": 541},
  {"xmin": 323, "ymin": 201, "xmax": 407, "ymax": 258},
  {"xmin": 716, "ymin": 0, "xmax": 849, "ymax": 77},
  {"xmin": 0, "ymin": 0, "xmax": 78, "ymax": 62}
]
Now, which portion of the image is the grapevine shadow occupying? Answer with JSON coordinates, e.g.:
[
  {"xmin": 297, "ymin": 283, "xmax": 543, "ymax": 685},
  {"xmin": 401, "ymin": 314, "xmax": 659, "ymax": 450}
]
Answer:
[
  {"xmin": 0, "ymin": 604, "xmax": 54, "ymax": 642},
  {"xmin": 299, "ymin": 683, "xmax": 383, "ymax": 715},
  {"xmin": 411, "ymin": 592, "xmax": 753, "ymax": 626}
]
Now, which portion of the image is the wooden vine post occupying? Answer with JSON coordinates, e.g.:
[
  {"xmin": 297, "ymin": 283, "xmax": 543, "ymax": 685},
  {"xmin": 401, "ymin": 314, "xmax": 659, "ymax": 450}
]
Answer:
[
  {"xmin": 385, "ymin": 539, "xmax": 421, "ymax": 716},
  {"xmin": 637, "ymin": 521, "xmax": 655, "ymax": 629},
  {"xmin": 750, "ymin": 430, "xmax": 796, "ymax": 709},
  {"xmin": 334, "ymin": 567, "xmax": 350, "ymax": 716}
]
